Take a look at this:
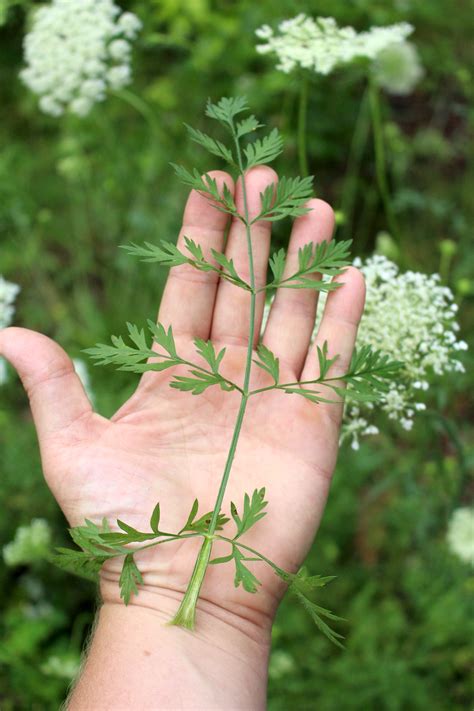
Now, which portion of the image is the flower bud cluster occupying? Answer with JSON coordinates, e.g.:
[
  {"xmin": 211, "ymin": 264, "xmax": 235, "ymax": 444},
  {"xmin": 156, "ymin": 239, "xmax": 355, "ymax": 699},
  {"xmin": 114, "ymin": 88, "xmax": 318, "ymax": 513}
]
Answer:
[
  {"xmin": 20, "ymin": 0, "xmax": 142, "ymax": 116},
  {"xmin": 256, "ymin": 14, "xmax": 420, "ymax": 92}
]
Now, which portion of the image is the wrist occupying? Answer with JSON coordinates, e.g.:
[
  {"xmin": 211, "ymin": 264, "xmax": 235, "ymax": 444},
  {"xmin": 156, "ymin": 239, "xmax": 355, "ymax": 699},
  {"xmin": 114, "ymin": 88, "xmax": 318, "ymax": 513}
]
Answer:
[
  {"xmin": 70, "ymin": 584, "xmax": 271, "ymax": 710},
  {"xmin": 99, "ymin": 571, "xmax": 273, "ymax": 651}
]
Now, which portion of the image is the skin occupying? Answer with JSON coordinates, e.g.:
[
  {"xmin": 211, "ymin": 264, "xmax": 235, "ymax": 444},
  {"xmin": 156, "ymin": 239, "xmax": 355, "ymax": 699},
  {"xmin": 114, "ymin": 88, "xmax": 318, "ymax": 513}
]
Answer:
[{"xmin": 0, "ymin": 167, "xmax": 365, "ymax": 710}]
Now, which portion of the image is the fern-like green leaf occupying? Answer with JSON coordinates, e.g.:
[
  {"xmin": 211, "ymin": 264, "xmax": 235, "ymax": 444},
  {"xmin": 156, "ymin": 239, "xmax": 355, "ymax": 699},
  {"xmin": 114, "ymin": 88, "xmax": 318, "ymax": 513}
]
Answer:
[
  {"xmin": 244, "ymin": 128, "xmax": 284, "ymax": 170},
  {"xmin": 256, "ymin": 176, "xmax": 314, "ymax": 222},
  {"xmin": 194, "ymin": 339, "xmax": 226, "ymax": 374},
  {"xmin": 233, "ymin": 547, "xmax": 261, "ymax": 593},
  {"xmin": 205, "ymin": 96, "xmax": 249, "ymax": 127},
  {"xmin": 119, "ymin": 553, "xmax": 144, "ymax": 605},
  {"xmin": 236, "ymin": 115, "xmax": 263, "ymax": 138},
  {"xmin": 184, "ymin": 124, "xmax": 234, "ymax": 164},
  {"xmin": 253, "ymin": 345, "xmax": 279, "ymax": 384},
  {"xmin": 120, "ymin": 241, "xmax": 188, "ymax": 267},
  {"xmin": 231, "ymin": 488, "xmax": 268, "ymax": 539}
]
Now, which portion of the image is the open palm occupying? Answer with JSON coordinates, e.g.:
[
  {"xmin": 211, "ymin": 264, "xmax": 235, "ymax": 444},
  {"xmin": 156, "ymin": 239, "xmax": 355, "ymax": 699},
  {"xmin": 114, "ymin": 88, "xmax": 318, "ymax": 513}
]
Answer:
[{"xmin": 0, "ymin": 167, "xmax": 364, "ymax": 627}]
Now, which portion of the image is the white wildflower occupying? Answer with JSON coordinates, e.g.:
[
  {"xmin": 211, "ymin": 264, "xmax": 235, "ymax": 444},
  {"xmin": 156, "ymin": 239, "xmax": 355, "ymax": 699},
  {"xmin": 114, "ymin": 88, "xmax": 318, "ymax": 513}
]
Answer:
[
  {"xmin": 107, "ymin": 64, "xmax": 132, "ymax": 90},
  {"xmin": 3, "ymin": 518, "xmax": 52, "ymax": 567},
  {"xmin": 262, "ymin": 255, "xmax": 466, "ymax": 449},
  {"xmin": 0, "ymin": 275, "xmax": 20, "ymax": 385},
  {"xmin": 73, "ymin": 358, "xmax": 95, "ymax": 405},
  {"xmin": 372, "ymin": 41, "xmax": 424, "ymax": 95},
  {"xmin": 20, "ymin": 0, "xmax": 142, "ymax": 117},
  {"xmin": 0, "ymin": 275, "xmax": 20, "ymax": 330},
  {"xmin": 342, "ymin": 255, "xmax": 466, "ymax": 446},
  {"xmin": 256, "ymin": 14, "xmax": 413, "ymax": 76},
  {"xmin": 446, "ymin": 508, "xmax": 474, "ymax": 566}
]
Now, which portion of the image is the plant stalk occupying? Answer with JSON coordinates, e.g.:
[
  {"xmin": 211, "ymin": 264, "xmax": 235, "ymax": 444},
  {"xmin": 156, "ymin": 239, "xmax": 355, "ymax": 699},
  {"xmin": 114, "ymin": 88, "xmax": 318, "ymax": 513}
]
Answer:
[
  {"xmin": 368, "ymin": 79, "xmax": 400, "ymax": 242},
  {"xmin": 113, "ymin": 88, "xmax": 162, "ymax": 183},
  {"xmin": 297, "ymin": 75, "xmax": 309, "ymax": 178},
  {"xmin": 340, "ymin": 87, "xmax": 371, "ymax": 240},
  {"xmin": 170, "ymin": 122, "xmax": 257, "ymax": 630}
]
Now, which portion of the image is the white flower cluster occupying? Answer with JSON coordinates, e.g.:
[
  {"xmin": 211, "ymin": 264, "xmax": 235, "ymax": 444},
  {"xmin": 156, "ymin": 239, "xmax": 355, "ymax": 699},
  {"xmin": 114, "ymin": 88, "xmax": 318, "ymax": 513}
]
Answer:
[
  {"xmin": 372, "ymin": 41, "xmax": 424, "ymax": 95},
  {"xmin": 262, "ymin": 255, "xmax": 467, "ymax": 450},
  {"xmin": 342, "ymin": 255, "xmax": 467, "ymax": 448},
  {"xmin": 446, "ymin": 508, "xmax": 474, "ymax": 566},
  {"xmin": 0, "ymin": 275, "xmax": 20, "ymax": 330},
  {"xmin": 3, "ymin": 518, "xmax": 52, "ymax": 566},
  {"xmin": 0, "ymin": 275, "xmax": 20, "ymax": 384},
  {"xmin": 256, "ymin": 14, "xmax": 414, "ymax": 78},
  {"xmin": 20, "ymin": 0, "xmax": 142, "ymax": 117}
]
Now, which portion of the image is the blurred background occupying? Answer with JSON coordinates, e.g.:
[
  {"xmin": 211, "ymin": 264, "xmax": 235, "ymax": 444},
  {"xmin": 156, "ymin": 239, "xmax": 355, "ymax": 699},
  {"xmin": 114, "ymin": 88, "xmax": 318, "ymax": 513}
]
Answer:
[{"xmin": 0, "ymin": 1, "xmax": 473, "ymax": 708}]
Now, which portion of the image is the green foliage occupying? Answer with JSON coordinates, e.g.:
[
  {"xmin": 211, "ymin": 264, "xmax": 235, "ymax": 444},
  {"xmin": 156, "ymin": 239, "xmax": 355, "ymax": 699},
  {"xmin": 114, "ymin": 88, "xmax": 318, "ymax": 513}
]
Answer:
[
  {"xmin": 232, "ymin": 546, "xmax": 262, "ymax": 593},
  {"xmin": 171, "ymin": 164, "xmax": 239, "ymax": 218},
  {"xmin": 119, "ymin": 554, "xmax": 143, "ymax": 605},
  {"xmin": 51, "ymin": 96, "xmax": 401, "ymax": 647},
  {"xmin": 1, "ymin": 1, "xmax": 473, "ymax": 706},
  {"xmin": 194, "ymin": 339, "xmax": 226, "ymax": 374},
  {"xmin": 184, "ymin": 124, "xmax": 235, "ymax": 165},
  {"xmin": 257, "ymin": 176, "xmax": 315, "ymax": 222},
  {"xmin": 253, "ymin": 345, "xmax": 280, "ymax": 384},
  {"xmin": 205, "ymin": 95, "xmax": 249, "ymax": 126},
  {"xmin": 267, "ymin": 239, "xmax": 353, "ymax": 289},
  {"xmin": 231, "ymin": 487, "xmax": 268, "ymax": 538},
  {"xmin": 317, "ymin": 341, "xmax": 339, "ymax": 380},
  {"xmin": 124, "ymin": 237, "xmax": 251, "ymax": 290},
  {"xmin": 179, "ymin": 499, "xmax": 229, "ymax": 534},
  {"xmin": 244, "ymin": 127, "xmax": 284, "ymax": 169}
]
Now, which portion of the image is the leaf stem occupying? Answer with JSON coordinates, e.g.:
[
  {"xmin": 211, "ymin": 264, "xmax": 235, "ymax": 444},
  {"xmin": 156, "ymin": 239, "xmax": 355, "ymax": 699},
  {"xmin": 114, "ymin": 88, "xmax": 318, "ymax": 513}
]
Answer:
[
  {"xmin": 217, "ymin": 535, "xmax": 286, "ymax": 578},
  {"xmin": 170, "ymin": 120, "xmax": 258, "ymax": 629}
]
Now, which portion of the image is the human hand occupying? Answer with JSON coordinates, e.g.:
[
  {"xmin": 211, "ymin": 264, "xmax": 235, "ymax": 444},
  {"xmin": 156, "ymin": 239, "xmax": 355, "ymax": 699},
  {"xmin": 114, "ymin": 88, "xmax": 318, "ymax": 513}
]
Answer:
[{"xmin": 0, "ymin": 167, "xmax": 364, "ymax": 709}]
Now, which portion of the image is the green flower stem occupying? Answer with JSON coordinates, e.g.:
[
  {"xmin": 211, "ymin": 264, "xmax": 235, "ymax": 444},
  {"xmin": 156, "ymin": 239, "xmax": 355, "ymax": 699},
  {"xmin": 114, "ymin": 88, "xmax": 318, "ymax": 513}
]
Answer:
[
  {"xmin": 368, "ymin": 79, "xmax": 400, "ymax": 241},
  {"xmin": 298, "ymin": 75, "xmax": 309, "ymax": 178},
  {"xmin": 170, "ymin": 122, "xmax": 257, "ymax": 630},
  {"xmin": 113, "ymin": 88, "xmax": 162, "ymax": 182},
  {"xmin": 340, "ymin": 87, "xmax": 371, "ymax": 239}
]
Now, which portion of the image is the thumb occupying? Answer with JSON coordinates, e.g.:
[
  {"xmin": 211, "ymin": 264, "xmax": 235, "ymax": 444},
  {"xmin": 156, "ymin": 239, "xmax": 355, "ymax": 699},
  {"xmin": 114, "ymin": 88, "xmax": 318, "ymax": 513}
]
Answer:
[{"xmin": 0, "ymin": 327, "xmax": 93, "ymax": 440}]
